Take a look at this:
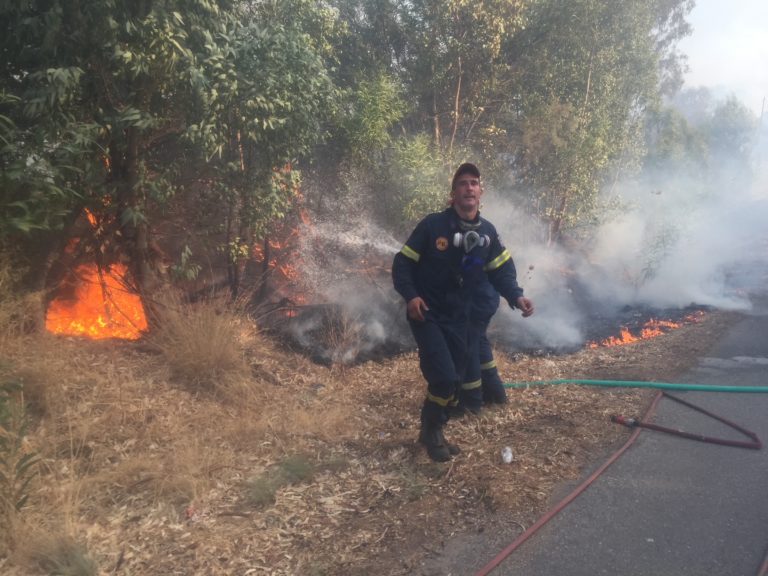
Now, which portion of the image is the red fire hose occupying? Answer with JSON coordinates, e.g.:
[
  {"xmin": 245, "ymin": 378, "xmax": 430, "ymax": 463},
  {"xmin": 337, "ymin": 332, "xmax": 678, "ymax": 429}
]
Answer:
[
  {"xmin": 611, "ymin": 392, "xmax": 762, "ymax": 450},
  {"xmin": 474, "ymin": 390, "xmax": 765, "ymax": 576},
  {"xmin": 473, "ymin": 392, "xmax": 664, "ymax": 576}
]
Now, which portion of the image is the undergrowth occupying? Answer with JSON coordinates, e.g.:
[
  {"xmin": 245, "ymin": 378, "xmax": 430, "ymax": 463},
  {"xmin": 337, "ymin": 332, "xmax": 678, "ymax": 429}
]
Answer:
[
  {"xmin": 30, "ymin": 534, "xmax": 98, "ymax": 576},
  {"xmin": 147, "ymin": 294, "xmax": 253, "ymax": 392},
  {"xmin": 0, "ymin": 379, "xmax": 39, "ymax": 550},
  {"xmin": 244, "ymin": 454, "xmax": 316, "ymax": 507}
]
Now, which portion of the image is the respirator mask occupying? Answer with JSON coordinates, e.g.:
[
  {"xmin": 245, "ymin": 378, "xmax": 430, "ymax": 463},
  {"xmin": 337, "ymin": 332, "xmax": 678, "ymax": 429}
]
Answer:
[{"xmin": 453, "ymin": 230, "xmax": 490, "ymax": 253}]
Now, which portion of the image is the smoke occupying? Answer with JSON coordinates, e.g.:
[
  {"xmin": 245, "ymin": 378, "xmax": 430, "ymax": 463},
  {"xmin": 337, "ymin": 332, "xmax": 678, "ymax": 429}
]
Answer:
[
  {"xmin": 286, "ymin": 156, "xmax": 768, "ymax": 361},
  {"xmin": 287, "ymin": 217, "xmax": 414, "ymax": 363},
  {"xmin": 481, "ymin": 160, "xmax": 768, "ymax": 350}
]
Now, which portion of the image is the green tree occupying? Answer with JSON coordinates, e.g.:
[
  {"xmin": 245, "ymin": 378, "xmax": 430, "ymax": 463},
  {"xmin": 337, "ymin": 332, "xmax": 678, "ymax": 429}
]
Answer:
[
  {"xmin": 188, "ymin": 1, "xmax": 338, "ymax": 294},
  {"xmin": 643, "ymin": 106, "xmax": 707, "ymax": 176},
  {"xmin": 706, "ymin": 96, "xmax": 756, "ymax": 158},
  {"xmin": 396, "ymin": 0, "xmax": 526, "ymax": 157},
  {"xmin": 1, "ymin": 0, "xmax": 339, "ymax": 301},
  {"xmin": 507, "ymin": 0, "xmax": 694, "ymax": 244},
  {"xmin": 1, "ymin": 0, "xmax": 236, "ymax": 294},
  {"xmin": 703, "ymin": 96, "xmax": 756, "ymax": 190}
]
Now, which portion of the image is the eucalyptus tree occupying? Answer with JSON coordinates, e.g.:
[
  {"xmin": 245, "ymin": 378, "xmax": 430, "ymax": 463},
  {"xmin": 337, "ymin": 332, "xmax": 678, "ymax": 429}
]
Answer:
[
  {"xmin": 0, "ymin": 0, "xmax": 238, "ymax": 294},
  {"xmin": 1, "ymin": 0, "xmax": 339, "ymax": 300},
  {"xmin": 396, "ymin": 0, "xmax": 526, "ymax": 159},
  {"xmin": 643, "ymin": 106, "xmax": 707, "ymax": 178},
  {"xmin": 189, "ymin": 0, "xmax": 338, "ymax": 294},
  {"xmin": 506, "ymin": 0, "xmax": 694, "ymax": 245},
  {"xmin": 703, "ymin": 96, "xmax": 756, "ymax": 191},
  {"xmin": 320, "ymin": 0, "xmax": 529, "ymax": 227}
]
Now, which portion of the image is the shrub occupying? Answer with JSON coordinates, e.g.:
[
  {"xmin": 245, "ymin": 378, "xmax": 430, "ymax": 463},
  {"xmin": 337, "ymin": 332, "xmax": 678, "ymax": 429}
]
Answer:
[
  {"xmin": 0, "ymin": 380, "xmax": 39, "ymax": 546},
  {"xmin": 147, "ymin": 295, "xmax": 252, "ymax": 392},
  {"xmin": 244, "ymin": 454, "xmax": 315, "ymax": 507},
  {"xmin": 31, "ymin": 534, "xmax": 98, "ymax": 576}
]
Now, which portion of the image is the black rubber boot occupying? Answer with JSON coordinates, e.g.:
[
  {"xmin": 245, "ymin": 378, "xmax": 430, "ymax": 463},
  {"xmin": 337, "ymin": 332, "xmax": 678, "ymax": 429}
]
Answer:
[
  {"xmin": 418, "ymin": 424, "xmax": 458, "ymax": 461},
  {"xmin": 447, "ymin": 402, "xmax": 482, "ymax": 419},
  {"xmin": 482, "ymin": 368, "xmax": 508, "ymax": 404},
  {"xmin": 437, "ymin": 428, "xmax": 460, "ymax": 455}
]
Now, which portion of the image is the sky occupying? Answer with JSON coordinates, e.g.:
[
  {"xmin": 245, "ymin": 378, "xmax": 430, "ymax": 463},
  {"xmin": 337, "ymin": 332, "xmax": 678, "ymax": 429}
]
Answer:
[{"xmin": 678, "ymin": 0, "xmax": 768, "ymax": 117}]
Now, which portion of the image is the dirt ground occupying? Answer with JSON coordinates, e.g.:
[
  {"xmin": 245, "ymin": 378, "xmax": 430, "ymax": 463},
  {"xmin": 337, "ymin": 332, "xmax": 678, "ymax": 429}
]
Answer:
[{"xmin": 0, "ymin": 307, "xmax": 741, "ymax": 576}]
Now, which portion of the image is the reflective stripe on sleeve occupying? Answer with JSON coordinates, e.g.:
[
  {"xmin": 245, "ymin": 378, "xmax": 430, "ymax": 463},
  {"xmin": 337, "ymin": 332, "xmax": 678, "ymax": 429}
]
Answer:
[
  {"xmin": 480, "ymin": 360, "xmax": 497, "ymax": 371},
  {"xmin": 484, "ymin": 249, "xmax": 511, "ymax": 272},
  {"xmin": 400, "ymin": 245, "xmax": 420, "ymax": 262}
]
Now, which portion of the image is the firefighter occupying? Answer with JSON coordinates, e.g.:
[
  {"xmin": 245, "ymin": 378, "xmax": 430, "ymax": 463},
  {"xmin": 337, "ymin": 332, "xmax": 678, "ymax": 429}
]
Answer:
[
  {"xmin": 392, "ymin": 163, "xmax": 534, "ymax": 462},
  {"xmin": 452, "ymin": 276, "xmax": 507, "ymax": 417},
  {"xmin": 475, "ymin": 283, "xmax": 508, "ymax": 405}
]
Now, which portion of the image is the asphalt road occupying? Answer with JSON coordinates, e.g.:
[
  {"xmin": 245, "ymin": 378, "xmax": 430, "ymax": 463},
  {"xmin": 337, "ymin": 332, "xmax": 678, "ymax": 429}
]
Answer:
[{"xmin": 490, "ymin": 294, "xmax": 768, "ymax": 576}]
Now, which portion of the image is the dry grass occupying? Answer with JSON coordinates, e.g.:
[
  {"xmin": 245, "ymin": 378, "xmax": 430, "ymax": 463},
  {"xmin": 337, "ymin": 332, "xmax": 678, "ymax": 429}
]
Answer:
[
  {"xmin": 12, "ymin": 528, "xmax": 97, "ymax": 576},
  {"xmin": 145, "ymin": 294, "xmax": 254, "ymax": 393},
  {"xmin": 0, "ymin": 294, "xmax": 742, "ymax": 575}
]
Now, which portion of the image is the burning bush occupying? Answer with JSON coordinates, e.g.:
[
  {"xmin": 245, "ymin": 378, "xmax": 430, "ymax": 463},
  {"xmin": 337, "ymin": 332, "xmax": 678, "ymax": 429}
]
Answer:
[{"xmin": 45, "ymin": 263, "xmax": 148, "ymax": 341}]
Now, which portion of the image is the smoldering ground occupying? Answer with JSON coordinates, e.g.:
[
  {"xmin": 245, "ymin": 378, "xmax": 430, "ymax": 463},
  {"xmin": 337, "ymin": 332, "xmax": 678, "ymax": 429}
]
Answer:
[{"xmin": 278, "ymin": 159, "xmax": 768, "ymax": 363}]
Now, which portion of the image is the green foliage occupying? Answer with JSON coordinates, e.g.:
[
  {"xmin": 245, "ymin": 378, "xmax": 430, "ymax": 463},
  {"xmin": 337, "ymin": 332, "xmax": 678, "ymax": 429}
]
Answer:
[
  {"xmin": 244, "ymin": 454, "xmax": 315, "ymax": 508},
  {"xmin": 0, "ymin": 0, "xmax": 342, "ymax": 295},
  {"xmin": 642, "ymin": 93, "xmax": 757, "ymax": 195},
  {"xmin": 640, "ymin": 222, "xmax": 680, "ymax": 285},
  {"xmin": 706, "ymin": 97, "xmax": 756, "ymax": 158},
  {"xmin": 389, "ymin": 135, "xmax": 451, "ymax": 223},
  {"xmin": 0, "ymin": 0, "xmax": 704, "ymax": 285},
  {"xmin": 0, "ymin": 0, "xmax": 236, "ymax": 287},
  {"xmin": 508, "ymin": 0, "xmax": 694, "ymax": 243},
  {"xmin": 0, "ymin": 92, "xmax": 87, "ymax": 238},
  {"xmin": 644, "ymin": 106, "xmax": 708, "ymax": 174},
  {"xmin": 186, "ymin": 3, "xmax": 338, "ymax": 290},
  {"xmin": 170, "ymin": 245, "xmax": 202, "ymax": 281},
  {"xmin": 394, "ymin": 0, "xmax": 527, "ymax": 153},
  {"xmin": 32, "ymin": 535, "xmax": 98, "ymax": 576},
  {"xmin": 0, "ymin": 380, "xmax": 40, "ymax": 524},
  {"xmin": 344, "ymin": 73, "xmax": 406, "ymax": 163}
]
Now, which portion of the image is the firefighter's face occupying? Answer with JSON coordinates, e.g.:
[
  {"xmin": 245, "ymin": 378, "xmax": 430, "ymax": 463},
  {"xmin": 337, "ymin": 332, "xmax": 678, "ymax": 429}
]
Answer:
[{"xmin": 451, "ymin": 175, "xmax": 483, "ymax": 213}]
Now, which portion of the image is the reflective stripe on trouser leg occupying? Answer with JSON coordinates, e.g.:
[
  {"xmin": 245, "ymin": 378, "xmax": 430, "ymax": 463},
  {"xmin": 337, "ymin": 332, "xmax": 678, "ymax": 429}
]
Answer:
[
  {"xmin": 459, "ymin": 324, "xmax": 483, "ymax": 410},
  {"xmin": 409, "ymin": 316, "xmax": 468, "ymax": 426},
  {"xmin": 474, "ymin": 318, "xmax": 504, "ymax": 402}
]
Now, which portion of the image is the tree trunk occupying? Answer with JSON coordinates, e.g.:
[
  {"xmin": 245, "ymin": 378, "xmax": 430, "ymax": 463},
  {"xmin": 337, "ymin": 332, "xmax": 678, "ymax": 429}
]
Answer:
[
  {"xmin": 431, "ymin": 63, "xmax": 442, "ymax": 149},
  {"xmin": 119, "ymin": 125, "xmax": 161, "ymax": 305},
  {"xmin": 548, "ymin": 189, "xmax": 569, "ymax": 246},
  {"xmin": 449, "ymin": 55, "xmax": 462, "ymax": 158}
]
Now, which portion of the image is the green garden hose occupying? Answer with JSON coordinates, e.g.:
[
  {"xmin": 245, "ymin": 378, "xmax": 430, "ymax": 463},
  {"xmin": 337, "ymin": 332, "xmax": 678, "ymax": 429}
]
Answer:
[{"xmin": 504, "ymin": 379, "xmax": 768, "ymax": 393}]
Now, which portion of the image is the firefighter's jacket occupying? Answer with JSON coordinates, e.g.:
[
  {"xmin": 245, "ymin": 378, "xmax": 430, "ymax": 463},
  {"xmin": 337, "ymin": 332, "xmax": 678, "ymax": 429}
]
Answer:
[{"xmin": 392, "ymin": 207, "xmax": 523, "ymax": 324}]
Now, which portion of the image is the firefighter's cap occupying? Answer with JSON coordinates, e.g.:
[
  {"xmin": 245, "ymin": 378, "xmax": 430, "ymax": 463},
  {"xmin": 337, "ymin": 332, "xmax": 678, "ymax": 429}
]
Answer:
[{"xmin": 451, "ymin": 163, "xmax": 481, "ymax": 189}]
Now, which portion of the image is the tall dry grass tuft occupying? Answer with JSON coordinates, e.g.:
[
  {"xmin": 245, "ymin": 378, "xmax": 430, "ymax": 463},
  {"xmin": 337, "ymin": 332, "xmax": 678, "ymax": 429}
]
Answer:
[
  {"xmin": 0, "ymin": 380, "xmax": 40, "ymax": 554},
  {"xmin": 0, "ymin": 249, "xmax": 42, "ymax": 348},
  {"xmin": 13, "ymin": 528, "xmax": 98, "ymax": 576},
  {"xmin": 147, "ymin": 294, "xmax": 254, "ymax": 392}
]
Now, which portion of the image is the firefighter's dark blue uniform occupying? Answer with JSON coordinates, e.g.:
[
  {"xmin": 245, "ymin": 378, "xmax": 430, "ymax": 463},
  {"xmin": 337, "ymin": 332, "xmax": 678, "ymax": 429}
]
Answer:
[
  {"xmin": 463, "ymin": 275, "xmax": 507, "ymax": 410},
  {"xmin": 392, "ymin": 207, "xmax": 524, "ymax": 431}
]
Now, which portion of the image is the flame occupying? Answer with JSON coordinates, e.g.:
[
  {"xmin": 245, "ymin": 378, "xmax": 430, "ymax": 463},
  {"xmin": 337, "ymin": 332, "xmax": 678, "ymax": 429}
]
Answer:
[
  {"xmin": 588, "ymin": 313, "xmax": 704, "ymax": 349},
  {"xmin": 46, "ymin": 263, "xmax": 148, "ymax": 340}
]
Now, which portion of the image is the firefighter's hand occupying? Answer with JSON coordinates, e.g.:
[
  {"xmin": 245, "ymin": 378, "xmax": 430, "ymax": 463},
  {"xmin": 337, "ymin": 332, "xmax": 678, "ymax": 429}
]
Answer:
[
  {"xmin": 516, "ymin": 296, "xmax": 534, "ymax": 318},
  {"xmin": 407, "ymin": 297, "xmax": 429, "ymax": 322}
]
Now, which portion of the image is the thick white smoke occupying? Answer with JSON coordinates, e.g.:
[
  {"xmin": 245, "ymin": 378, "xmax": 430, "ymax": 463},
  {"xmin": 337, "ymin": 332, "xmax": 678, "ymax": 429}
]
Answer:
[
  {"xmin": 481, "ymin": 162, "xmax": 768, "ymax": 349},
  {"xmin": 288, "ymin": 157, "xmax": 768, "ymax": 360}
]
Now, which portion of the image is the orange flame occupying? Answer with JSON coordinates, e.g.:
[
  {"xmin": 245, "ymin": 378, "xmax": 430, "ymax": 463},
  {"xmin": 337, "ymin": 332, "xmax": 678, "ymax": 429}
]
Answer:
[
  {"xmin": 46, "ymin": 263, "xmax": 148, "ymax": 340},
  {"xmin": 588, "ymin": 313, "xmax": 704, "ymax": 349}
]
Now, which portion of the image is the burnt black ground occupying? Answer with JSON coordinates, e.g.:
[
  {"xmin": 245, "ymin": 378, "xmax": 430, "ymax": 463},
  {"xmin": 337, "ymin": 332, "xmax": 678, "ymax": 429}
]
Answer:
[{"xmin": 481, "ymin": 292, "xmax": 768, "ymax": 576}]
